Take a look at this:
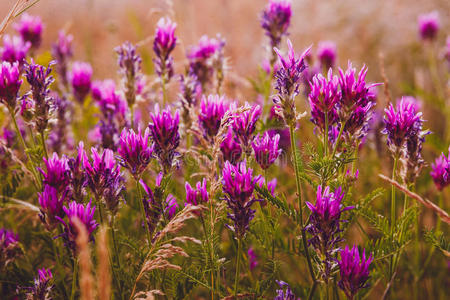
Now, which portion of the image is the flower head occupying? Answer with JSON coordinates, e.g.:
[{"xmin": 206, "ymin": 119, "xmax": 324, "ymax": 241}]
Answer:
[
  {"xmin": 92, "ymin": 80, "xmax": 127, "ymax": 119},
  {"xmin": 252, "ymin": 131, "xmax": 281, "ymax": 169},
  {"xmin": 140, "ymin": 177, "xmax": 164, "ymax": 238},
  {"xmin": 220, "ymin": 128, "xmax": 242, "ymax": 164},
  {"xmin": 418, "ymin": 11, "xmax": 440, "ymax": 41},
  {"xmin": 260, "ymin": 0, "xmax": 292, "ymax": 49},
  {"xmin": 0, "ymin": 35, "xmax": 30, "ymax": 64},
  {"xmin": 14, "ymin": 13, "xmax": 44, "ymax": 50},
  {"xmin": 148, "ymin": 105, "xmax": 180, "ymax": 174},
  {"xmin": 115, "ymin": 42, "xmax": 142, "ymax": 107},
  {"xmin": 430, "ymin": 148, "xmax": 450, "ymax": 191},
  {"xmin": 39, "ymin": 184, "xmax": 68, "ymax": 230},
  {"xmin": 25, "ymin": 268, "xmax": 53, "ymax": 300},
  {"xmin": 165, "ymin": 194, "xmax": 178, "ymax": 220},
  {"xmin": 67, "ymin": 142, "xmax": 87, "ymax": 202},
  {"xmin": 274, "ymin": 280, "xmax": 298, "ymax": 300},
  {"xmin": 248, "ymin": 247, "xmax": 258, "ymax": 271},
  {"xmin": 153, "ymin": 17, "xmax": 177, "ymax": 81},
  {"xmin": 70, "ymin": 61, "xmax": 92, "ymax": 104},
  {"xmin": 118, "ymin": 127, "xmax": 153, "ymax": 178},
  {"xmin": 232, "ymin": 104, "xmax": 261, "ymax": 151},
  {"xmin": 198, "ymin": 94, "xmax": 229, "ymax": 141},
  {"xmin": 338, "ymin": 245, "xmax": 373, "ymax": 299},
  {"xmin": 51, "ymin": 30, "xmax": 73, "ymax": 86},
  {"xmin": 222, "ymin": 161, "xmax": 261, "ymax": 239},
  {"xmin": 38, "ymin": 152, "xmax": 70, "ymax": 192},
  {"xmin": 0, "ymin": 228, "xmax": 20, "ymax": 270},
  {"xmin": 317, "ymin": 41, "xmax": 337, "ymax": 70},
  {"xmin": 57, "ymin": 201, "xmax": 98, "ymax": 252},
  {"xmin": 185, "ymin": 178, "xmax": 208, "ymax": 206},
  {"xmin": 0, "ymin": 61, "xmax": 22, "ymax": 110}
]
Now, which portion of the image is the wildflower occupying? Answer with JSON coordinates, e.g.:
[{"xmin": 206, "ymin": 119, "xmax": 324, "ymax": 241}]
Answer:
[
  {"xmin": 222, "ymin": 161, "xmax": 261, "ymax": 239},
  {"xmin": 165, "ymin": 194, "xmax": 178, "ymax": 220},
  {"xmin": 273, "ymin": 40, "xmax": 311, "ymax": 125},
  {"xmin": 0, "ymin": 35, "xmax": 30, "ymax": 64},
  {"xmin": 0, "ymin": 228, "xmax": 20, "ymax": 270},
  {"xmin": 382, "ymin": 97, "xmax": 424, "ymax": 155},
  {"xmin": 118, "ymin": 127, "xmax": 153, "ymax": 178},
  {"xmin": 308, "ymin": 70, "xmax": 340, "ymax": 133},
  {"xmin": 430, "ymin": 148, "xmax": 450, "ymax": 191},
  {"xmin": 260, "ymin": 0, "xmax": 291, "ymax": 51},
  {"xmin": 418, "ymin": 11, "xmax": 439, "ymax": 41},
  {"xmin": 140, "ymin": 178, "xmax": 163, "ymax": 238},
  {"xmin": 115, "ymin": 42, "xmax": 142, "ymax": 108},
  {"xmin": 83, "ymin": 147, "xmax": 123, "ymax": 205},
  {"xmin": 14, "ymin": 13, "xmax": 44, "ymax": 50},
  {"xmin": 70, "ymin": 61, "xmax": 92, "ymax": 104},
  {"xmin": 179, "ymin": 73, "xmax": 201, "ymax": 129},
  {"xmin": 38, "ymin": 152, "xmax": 70, "ymax": 192},
  {"xmin": 92, "ymin": 80, "xmax": 127, "ymax": 120},
  {"xmin": 248, "ymin": 247, "xmax": 258, "ymax": 270},
  {"xmin": 24, "ymin": 61, "xmax": 55, "ymax": 133},
  {"xmin": 148, "ymin": 105, "xmax": 180, "ymax": 174},
  {"xmin": 185, "ymin": 178, "xmax": 208, "ymax": 206},
  {"xmin": 153, "ymin": 18, "xmax": 177, "ymax": 82},
  {"xmin": 48, "ymin": 94, "xmax": 74, "ymax": 153},
  {"xmin": 67, "ymin": 142, "xmax": 87, "ymax": 202},
  {"xmin": 0, "ymin": 61, "xmax": 22, "ymax": 110},
  {"xmin": 220, "ymin": 128, "xmax": 242, "ymax": 164},
  {"xmin": 38, "ymin": 184, "xmax": 68, "ymax": 230},
  {"xmin": 2, "ymin": 128, "xmax": 15, "ymax": 147},
  {"xmin": 57, "ymin": 201, "xmax": 98, "ymax": 252},
  {"xmin": 24, "ymin": 268, "xmax": 53, "ymax": 300},
  {"xmin": 51, "ymin": 30, "xmax": 73, "ymax": 87},
  {"xmin": 274, "ymin": 280, "xmax": 298, "ymax": 300},
  {"xmin": 338, "ymin": 245, "xmax": 373, "ymax": 300},
  {"xmin": 188, "ymin": 35, "xmax": 225, "ymax": 88},
  {"xmin": 232, "ymin": 104, "xmax": 261, "ymax": 152},
  {"xmin": 198, "ymin": 94, "xmax": 229, "ymax": 141},
  {"xmin": 252, "ymin": 131, "xmax": 281, "ymax": 170},
  {"xmin": 317, "ymin": 41, "xmax": 337, "ymax": 70},
  {"xmin": 306, "ymin": 185, "xmax": 353, "ymax": 281}
]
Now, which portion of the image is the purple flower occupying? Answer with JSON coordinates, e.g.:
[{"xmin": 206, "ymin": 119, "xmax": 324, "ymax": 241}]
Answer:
[
  {"xmin": 83, "ymin": 147, "xmax": 123, "ymax": 206},
  {"xmin": 260, "ymin": 0, "xmax": 291, "ymax": 50},
  {"xmin": 25, "ymin": 268, "xmax": 53, "ymax": 300},
  {"xmin": 38, "ymin": 152, "xmax": 70, "ymax": 192},
  {"xmin": 92, "ymin": 80, "xmax": 127, "ymax": 119},
  {"xmin": 306, "ymin": 185, "xmax": 353, "ymax": 281},
  {"xmin": 273, "ymin": 40, "xmax": 311, "ymax": 125},
  {"xmin": 38, "ymin": 184, "xmax": 68, "ymax": 230},
  {"xmin": 24, "ymin": 61, "xmax": 55, "ymax": 133},
  {"xmin": 0, "ymin": 228, "xmax": 20, "ymax": 270},
  {"xmin": 70, "ymin": 61, "xmax": 92, "ymax": 104},
  {"xmin": 232, "ymin": 104, "xmax": 261, "ymax": 151},
  {"xmin": 2, "ymin": 127, "xmax": 15, "ymax": 147},
  {"xmin": 198, "ymin": 94, "xmax": 229, "ymax": 141},
  {"xmin": 188, "ymin": 35, "xmax": 225, "ymax": 88},
  {"xmin": 418, "ymin": 11, "xmax": 440, "ymax": 41},
  {"xmin": 67, "ymin": 142, "xmax": 87, "ymax": 202},
  {"xmin": 118, "ymin": 127, "xmax": 153, "ymax": 178},
  {"xmin": 252, "ymin": 131, "xmax": 281, "ymax": 170},
  {"xmin": 14, "ymin": 13, "xmax": 44, "ymax": 50},
  {"xmin": 0, "ymin": 61, "xmax": 22, "ymax": 110},
  {"xmin": 308, "ymin": 70, "xmax": 340, "ymax": 132},
  {"xmin": 140, "ymin": 178, "xmax": 163, "ymax": 238},
  {"xmin": 382, "ymin": 97, "xmax": 423, "ymax": 155},
  {"xmin": 0, "ymin": 35, "xmax": 30, "ymax": 64},
  {"xmin": 430, "ymin": 148, "xmax": 450, "ymax": 191},
  {"xmin": 220, "ymin": 128, "xmax": 242, "ymax": 164},
  {"xmin": 153, "ymin": 17, "xmax": 177, "ymax": 81},
  {"xmin": 274, "ymin": 280, "xmax": 298, "ymax": 300},
  {"xmin": 179, "ymin": 73, "xmax": 201, "ymax": 128},
  {"xmin": 338, "ymin": 245, "xmax": 373, "ymax": 300},
  {"xmin": 148, "ymin": 105, "xmax": 180, "ymax": 174},
  {"xmin": 165, "ymin": 194, "xmax": 178, "ymax": 220},
  {"xmin": 248, "ymin": 247, "xmax": 258, "ymax": 270},
  {"xmin": 222, "ymin": 161, "xmax": 261, "ymax": 239},
  {"xmin": 115, "ymin": 42, "xmax": 142, "ymax": 107},
  {"xmin": 185, "ymin": 178, "xmax": 208, "ymax": 206},
  {"xmin": 51, "ymin": 30, "xmax": 73, "ymax": 87},
  {"xmin": 317, "ymin": 41, "xmax": 337, "ymax": 70},
  {"xmin": 57, "ymin": 201, "xmax": 98, "ymax": 252}
]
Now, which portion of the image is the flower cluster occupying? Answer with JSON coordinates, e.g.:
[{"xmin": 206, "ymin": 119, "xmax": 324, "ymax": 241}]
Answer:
[
  {"xmin": 222, "ymin": 161, "xmax": 261, "ymax": 239},
  {"xmin": 115, "ymin": 41, "xmax": 142, "ymax": 108},
  {"xmin": 185, "ymin": 178, "xmax": 208, "ymax": 206},
  {"xmin": 38, "ymin": 152, "xmax": 71, "ymax": 191},
  {"xmin": 232, "ymin": 104, "xmax": 261, "ymax": 153},
  {"xmin": 0, "ymin": 228, "xmax": 20, "ymax": 270},
  {"xmin": 0, "ymin": 61, "xmax": 22, "ymax": 110},
  {"xmin": 24, "ymin": 268, "xmax": 54, "ymax": 300},
  {"xmin": 0, "ymin": 35, "xmax": 30, "ymax": 65},
  {"xmin": 153, "ymin": 17, "xmax": 177, "ymax": 82},
  {"xmin": 38, "ymin": 184, "xmax": 68, "ymax": 230},
  {"xmin": 140, "ymin": 174, "xmax": 166, "ymax": 239},
  {"xmin": 260, "ymin": 0, "xmax": 291, "ymax": 52},
  {"xmin": 430, "ymin": 148, "xmax": 450, "ymax": 191},
  {"xmin": 179, "ymin": 73, "xmax": 201, "ymax": 129},
  {"xmin": 252, "ymin": 131, "xmax": 281, "ymax": 170},
  {"xmin": 317, "ymin": 41, "xmax": 337, "ymax": 70},
  {"xmin": 198, "ymin": 94, "xmax": 229, "ymax": 141},
  {"xmin": 67, "ymin": 142, "xmax": 88, "ymax": 202},
  {"xmin": 273, "ymin": 40, "xmax": 311, "ymax": 125},
  {"xmin": 274, "ymin": 280, "xmax": 298, "ymax": 300},
  {"xmin": 51, "ymin": 30, "xmax": 73, "ymax": 87},
  {"xmin": 118, "ymin": 128, "xmax": 153, "ymax": 178},
  {"xmin": 338, "ymin": 245, "xmax": 373, "ymax": 300},
  {"xmin": 70, "ymin": 61, "xmax": 92, "ymax": 104},
  {"xmin": 220, "ymin": 128, "xmax": 242, "ymax": 165},
  {"xmin": 148, "ymin": 105, "xmax": 180, "ymax": 174},
  {"xmin": 418, "ymin": 11, "xmax": 440, "ymax": 41},
  {"xmin": 14, "ymin": 13, "xmax": 44, "ymax": 50},
  {"xmin": 306, "ymin": 185, "xmax": 353, "ymax": 281}
]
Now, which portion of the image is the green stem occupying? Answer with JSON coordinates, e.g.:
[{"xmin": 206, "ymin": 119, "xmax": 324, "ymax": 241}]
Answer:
[
  {"xmin": 331, "ymin": 120, "xmax": 346, "ymax": 157},
  {"xmin": 136, "ymin": 178, "xmax": 152, "ymax": 246},
  {"xmin": 51, "ymin": 235, "xmax": 68, "ymax": 298},
  {"xmin": 234, "ymin": 238, "xmax": 241, "ymax": 298},
  {"xmin": 40, "ymin": 131, "xmax": 48, "ymax": 160},
  {"xmin": 324, "ymin": 111, "xmax": 329, "ymax": 157},
  {"xmin": 70, "ymin": 259, "xmax": 78, "ymax": 300},
  {"xmin": 390, "ymin": 156, "xmax": 398, "ymax": 233},
  {"xmin": 161, "ymin": 76, "xmax": 168, "ymax": 107}
]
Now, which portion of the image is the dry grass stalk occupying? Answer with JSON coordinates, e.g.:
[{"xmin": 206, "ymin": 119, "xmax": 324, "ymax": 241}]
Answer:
[
  {"xmin": 97, "ymin": 227, "xmax": 111, "ymax": 300},
  {"xmin": 378, "ymin": 52, "xmax": 392, "ymax": 105},
  {"xmin": 379, "ymin": 174, "xmax": 450, "ymax": 224},
  {"xmin": 74, "ymin": 218, "xmax": 95, "ymax": 300},
  {"xmin": 0, "ymin": 0, "xmax": 40, "ymax": 38}
]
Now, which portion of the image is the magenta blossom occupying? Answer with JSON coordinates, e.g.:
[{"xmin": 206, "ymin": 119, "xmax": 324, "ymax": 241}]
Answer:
[
  {"xmin": 0, "ymin": 35, "xmax": 30, "ymax": 64},
  {"xmin": 430, "ymin": 148, "xmax": 450, "ymax": 191},
  {"xmin": 25, "ymin": 268, "xmax": 53, "ymax": 299},
  {"xmin": 248, "ymin": 247, "xmax": 258, "ymax": 270},
  {"xmin": 165, "ymin": 194, "xmax": 178, "ymax": 220},
  {"xmin": 418, "ymin": 11, "xmax": 440, "ymax": 41},
  {"xmin": 232, "ymin": 104, "xmax": 261, "ymax": 151},
  {"xmin": 0, "ymin": 228, "xmax": 20, "ymax": 269},
  {"xmin": 38, "ymin": 152, "xmax": 70, "ymax": 192},
  {"xmin": 185, "ymin": 178, "xmax": 208, "ymax": 206},
  {"xmin": 220, "ymin": 128, "xmax": 242, "ymax": 164},
  {"xmin": 51, "ymin": 30, "xmax": 73, "ymax": 86},
  {"xmin": 252, "ymin": 131, "xmax": 281, "ymax": 170},
  {"xmin": 118, "ymin": 127, "xmax": 153, "ymax": 178},
  {"xmin": 0, "ymin": 61, "xmax": 22, "ymax": 110},
  {"xmin": 317, "ymin": 41, "xmax": 337, "ymax": 70},
  {"xmin": 38, "ymin": 184, "xmax": 68, "ymax": 230},
  {"xmin": 14, "ymin": 13, "xmax": 44, "ymax": 50},
  {"xmin": 261, "ymin": 0, "xmax": 292, "ymax": 49},
  {"xmin": 70, "ymin": 61, "xmax": 92, "ymax": 104},
  {"xmin": 153, "ymin": 17, "xmax": 177, "ymax": 80},
  {"xmin": 198, "ymin": 94, "xmax": 229, "ymax": 141},
  {"xmin": 92, "ymin": 80, "xmax": 127, "ymax": 119}
]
